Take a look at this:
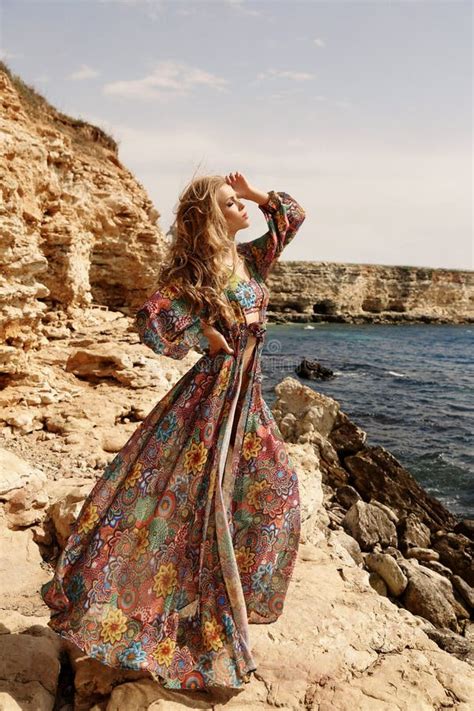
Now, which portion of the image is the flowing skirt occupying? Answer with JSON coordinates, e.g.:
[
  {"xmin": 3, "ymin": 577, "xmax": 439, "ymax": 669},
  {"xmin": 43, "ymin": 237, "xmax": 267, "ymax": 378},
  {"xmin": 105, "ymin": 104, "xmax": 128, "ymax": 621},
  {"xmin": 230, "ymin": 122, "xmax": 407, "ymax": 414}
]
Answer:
[{"xmin": 41, "ymin": 339, "xmax": 301, "ymax": 689}]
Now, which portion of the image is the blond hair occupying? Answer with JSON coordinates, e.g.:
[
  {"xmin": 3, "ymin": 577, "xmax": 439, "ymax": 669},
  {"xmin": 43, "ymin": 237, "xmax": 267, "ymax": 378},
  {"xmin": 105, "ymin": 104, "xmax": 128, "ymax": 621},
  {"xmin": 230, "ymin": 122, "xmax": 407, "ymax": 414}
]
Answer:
[{"xmin": 157, "ymin": 173, "xmax": 239, "ymax": 331}]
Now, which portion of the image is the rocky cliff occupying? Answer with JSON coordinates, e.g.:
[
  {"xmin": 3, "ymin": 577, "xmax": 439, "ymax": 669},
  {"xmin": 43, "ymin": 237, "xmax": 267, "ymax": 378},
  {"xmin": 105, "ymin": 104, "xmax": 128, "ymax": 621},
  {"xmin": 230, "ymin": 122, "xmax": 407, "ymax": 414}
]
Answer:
[
  {"xmin": 267, "ymin": 262, "xmax": 474, "ymax": 324},
  {"xmin": 0, "ymin": 63, "xmax": 167, "ymax": 382}
]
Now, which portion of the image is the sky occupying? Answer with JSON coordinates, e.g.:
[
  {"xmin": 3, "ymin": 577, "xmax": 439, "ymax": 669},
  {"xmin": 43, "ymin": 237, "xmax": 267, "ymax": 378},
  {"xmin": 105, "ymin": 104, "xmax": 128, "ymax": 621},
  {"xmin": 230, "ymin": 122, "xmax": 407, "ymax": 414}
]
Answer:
[{"xmin": 0, "ymin": 0, "xmax": 472, "ymax": 270}]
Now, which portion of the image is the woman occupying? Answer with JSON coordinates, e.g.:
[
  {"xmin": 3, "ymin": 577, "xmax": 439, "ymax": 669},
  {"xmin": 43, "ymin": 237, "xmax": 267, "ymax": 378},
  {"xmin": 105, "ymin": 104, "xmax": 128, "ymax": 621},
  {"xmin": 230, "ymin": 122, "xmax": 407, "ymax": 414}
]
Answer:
[{"xmin": 41, "ymin": 171, "xmax": 306, "ymax": 691}]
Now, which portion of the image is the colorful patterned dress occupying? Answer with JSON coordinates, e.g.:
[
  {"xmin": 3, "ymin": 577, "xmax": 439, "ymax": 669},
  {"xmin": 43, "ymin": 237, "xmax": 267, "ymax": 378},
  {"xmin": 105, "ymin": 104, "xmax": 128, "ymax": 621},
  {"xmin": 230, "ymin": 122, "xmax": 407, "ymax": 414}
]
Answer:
[{"xmin": 41, "ymin": 190, "xmax": 306, "ymax": 690}]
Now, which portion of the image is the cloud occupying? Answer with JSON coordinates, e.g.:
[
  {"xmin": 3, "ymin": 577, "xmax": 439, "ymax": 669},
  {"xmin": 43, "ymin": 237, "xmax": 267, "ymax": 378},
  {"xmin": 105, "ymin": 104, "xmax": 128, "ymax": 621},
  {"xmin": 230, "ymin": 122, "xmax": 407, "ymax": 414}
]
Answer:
[
  {"xmin": 103, "ymin": 60, "xmax": 229, "ymax": 100},
  {"xmin": 97, "ymin": 0, "xmax": 165, "ymax": 22},
  {"xmin": 72, "ymin": 113, "xmax": 289, "ymax": 174},
  {"xmin": 34, "ymin": 74, "xmax": 51, "ymax": 84},
  {"xmin": 287, "ymin": 138, "xmax": 305, "ymax": 148},
  {"xmin": 76, "ymin": 114, "xmax": 221, "ymax": 169},
  {"xmin": 313, "ymin": 37, "xmax": 325, "ymax": 47},
  {"xmin": 221, "ymin": 0, "xmax": 263, "ymax": 17},
  {"xmin": 256, "ymin": 68, "xmax": 315, "ymax": 82},
  {"xmin": 67, "ymin": 64, "xmax": 100, "ymax": 81},
  {"xmin": 0, "ymin": 48, "xmax": 24, "ymax": 61}
]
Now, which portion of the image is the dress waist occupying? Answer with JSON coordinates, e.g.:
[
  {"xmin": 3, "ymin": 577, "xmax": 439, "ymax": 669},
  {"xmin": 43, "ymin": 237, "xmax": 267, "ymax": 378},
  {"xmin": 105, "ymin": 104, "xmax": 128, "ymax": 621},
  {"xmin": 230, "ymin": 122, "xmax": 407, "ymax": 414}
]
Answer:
[
  {"xmin": 202, "ymin": 321, "xmax": 267, "ymax": 357},
  {"xmin": 240, "ymin": 322, "xmax": 267, "ymax": 340}
]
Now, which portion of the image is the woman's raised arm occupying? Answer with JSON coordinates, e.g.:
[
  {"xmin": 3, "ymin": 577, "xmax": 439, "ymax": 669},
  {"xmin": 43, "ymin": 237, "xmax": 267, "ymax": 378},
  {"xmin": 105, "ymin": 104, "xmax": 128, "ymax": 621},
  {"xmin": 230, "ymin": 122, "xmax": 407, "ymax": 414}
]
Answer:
[
  {"xmin": 224, "ymin": 175, "xmax": 306, "ymax": 280},
  {"xmin": 239, "ymin": 190, "xmax": 306, "ymax": 281}
]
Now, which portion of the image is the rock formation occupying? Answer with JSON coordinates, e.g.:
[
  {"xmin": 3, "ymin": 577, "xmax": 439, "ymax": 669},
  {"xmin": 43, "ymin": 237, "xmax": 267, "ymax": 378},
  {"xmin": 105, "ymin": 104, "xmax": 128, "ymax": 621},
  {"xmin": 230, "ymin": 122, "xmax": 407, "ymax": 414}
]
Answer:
[
  {"xmin": 0, "ymin": 63, "xmax": 167, "ymax": 383},
  {"xmin": 267, "ymin": 262, "xmax": 474, "ymax": 324}
]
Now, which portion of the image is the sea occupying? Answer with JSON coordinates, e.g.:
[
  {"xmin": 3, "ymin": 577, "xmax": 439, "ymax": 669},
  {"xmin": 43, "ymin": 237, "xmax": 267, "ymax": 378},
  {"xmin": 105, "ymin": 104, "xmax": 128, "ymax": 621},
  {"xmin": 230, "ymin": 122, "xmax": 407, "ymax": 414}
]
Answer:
[{"xmin": 261, "ymin": 323, "xmax": 473, "ymax": 520}]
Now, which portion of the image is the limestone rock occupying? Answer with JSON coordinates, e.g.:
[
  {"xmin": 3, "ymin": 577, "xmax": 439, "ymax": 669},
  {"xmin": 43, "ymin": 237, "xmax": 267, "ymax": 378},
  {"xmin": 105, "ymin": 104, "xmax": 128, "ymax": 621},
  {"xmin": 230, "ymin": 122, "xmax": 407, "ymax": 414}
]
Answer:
[
  {"xmin": 4, "ymin": 484, "xmax": 49, "ymax": 529},
  {"xmin": 424, "ymin": 627, "xmax": 474, "ymax": 666},
  {"xmin": 328, "ymin": 411, "xmax": 367, "ymax": 455},
  {"xmin": 0, "ymin": 67, "xmax": 168, "ymax": 380},
  {"xmin": 47, "ymin": 489, "xmax": 88, "ymax": 549},
  {"xmin": 0, "ymin": 526, "xmax": 51, "ymax": 616},
  {"xmin": 406, "ymin": 546, "xmax": 440, "ymax": 562},
  {"xmin": 100, "ymin": 427, "xmax": 135, "ymax": 454},
  {"xmin": 369, "ymin": 499, "xmax": 399, "ymax": 525},
  {"xmin": 0, "ymin": 448, "xmax": 49, "ymax": 528},
  {"xmin": 342, "ymin": 500, "xmax": 398, "ymax": 551},
  {"xmin": 400, "ymin": 560, "xmax": 462, "ymax": 631},
  {"xmin": 65, "ymin": 346, "xmax": 135, "ymax": 386},
  {"xmin": 432, "ymin": 531, "xmax": 474, "ymax": 587},
  {"xmin": 0, "ymin": 447, "xmax": 46, "ymax": 497},
  {"xmin": 67, "ymin": 642, "xmax": 149, "ymax": 710},
  {"xmin": 2, "ymin": 410, "xmax": 44, "ymax": 434},
  {"xmin": 344, "ymin": 446, "xmax": 458, "ymax": 531},
  {"xmin": 0, "ymin": 633, "xmax": 61, "ymax": 711},
  {"xmin": 267, "ymin": 260, "xmax": 474, "ymax": 324},
  {"xmin": 287, "ymin": 442, "xmax": 327, "ymax": 545},
  {"xmin": 399, "ymin": 512, "xmax": 432, "ymax": 550},
  {"xmin": 368, "ymin": 571, "xmax": 388, "ymax": 596},
  {"xmin": 0, "ymin": 609, "xmax": 51, "ymax": 635},
  {"xmin": 272, "ymin": 377, "xmax": 340, "ymax": 440},
  {"xmin": 364, "ymin": 551, "xmax": 408, "ymax": 596},
  {"xmin": 335, "ymin": 484, "xmax": 362, "ymax": 511},
  {"xmin": 326, "ymin": 528, "xmax": 364, "ymax": 567},
  {"xmin": 452, "ymin": 575, "xmax": 474, "ymax": 610}
]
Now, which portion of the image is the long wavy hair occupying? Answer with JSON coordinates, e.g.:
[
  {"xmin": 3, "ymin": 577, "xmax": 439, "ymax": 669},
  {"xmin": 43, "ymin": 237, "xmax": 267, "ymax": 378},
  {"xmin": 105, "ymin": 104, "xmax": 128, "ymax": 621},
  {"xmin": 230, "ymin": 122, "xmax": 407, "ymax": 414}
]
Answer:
[{"xmin": 157, "ymin": 173, "xmax": 240, "ymax": 331}]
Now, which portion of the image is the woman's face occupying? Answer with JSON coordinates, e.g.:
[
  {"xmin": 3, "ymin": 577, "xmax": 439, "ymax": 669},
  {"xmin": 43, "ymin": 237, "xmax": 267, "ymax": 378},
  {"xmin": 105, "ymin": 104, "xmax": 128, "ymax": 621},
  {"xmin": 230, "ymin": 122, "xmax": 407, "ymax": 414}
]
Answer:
[{"xmin": 216, "ymin": 184, "xmax": 250, "ymax": 235}]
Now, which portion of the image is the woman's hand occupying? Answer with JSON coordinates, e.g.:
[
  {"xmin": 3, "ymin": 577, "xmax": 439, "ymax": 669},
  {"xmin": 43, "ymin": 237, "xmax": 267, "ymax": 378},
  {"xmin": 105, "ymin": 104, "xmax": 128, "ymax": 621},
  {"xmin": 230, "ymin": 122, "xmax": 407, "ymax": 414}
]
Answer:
[
  {"xmin": 224, "ymin": 171, "xmax": 253, "ymax": 200},
  {"xmin": 224, "ymin": 171, "xmax": 269, "ymax": 206},
  {"xmin": 200, "ymin": 320, "xmax": 234, "ymax": 356}
]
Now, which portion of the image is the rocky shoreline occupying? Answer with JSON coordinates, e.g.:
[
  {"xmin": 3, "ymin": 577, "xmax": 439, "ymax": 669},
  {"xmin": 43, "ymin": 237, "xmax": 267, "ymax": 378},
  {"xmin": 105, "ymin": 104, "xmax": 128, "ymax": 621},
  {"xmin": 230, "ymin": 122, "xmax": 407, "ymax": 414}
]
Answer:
[
  {"xmin": 268, "ymin": 310, "xmax": 474, "ymax": 325},
  {"xmin": 0, "ymin": 306, "xmax": 473, "ymax": 709}
]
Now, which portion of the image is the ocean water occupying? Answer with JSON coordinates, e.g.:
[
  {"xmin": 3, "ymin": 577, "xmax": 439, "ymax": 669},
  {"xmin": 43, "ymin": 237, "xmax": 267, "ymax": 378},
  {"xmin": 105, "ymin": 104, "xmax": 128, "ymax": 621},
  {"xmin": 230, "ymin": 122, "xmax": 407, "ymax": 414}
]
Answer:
[{"xmin": 261, "ymin": 323, "xmax": 473, "ymax": 520}]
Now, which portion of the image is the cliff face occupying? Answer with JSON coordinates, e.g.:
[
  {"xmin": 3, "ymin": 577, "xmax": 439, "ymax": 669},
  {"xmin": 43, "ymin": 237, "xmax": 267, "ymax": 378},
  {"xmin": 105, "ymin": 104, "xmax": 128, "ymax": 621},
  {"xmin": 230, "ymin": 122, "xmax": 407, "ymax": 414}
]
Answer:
[
  {"xmin": 0, "ymin": 66, "xmax": 167, "ymax": 379},
  {"xmin": 267, "ymin": 262, "xmax": 474, "ymax": 324}
]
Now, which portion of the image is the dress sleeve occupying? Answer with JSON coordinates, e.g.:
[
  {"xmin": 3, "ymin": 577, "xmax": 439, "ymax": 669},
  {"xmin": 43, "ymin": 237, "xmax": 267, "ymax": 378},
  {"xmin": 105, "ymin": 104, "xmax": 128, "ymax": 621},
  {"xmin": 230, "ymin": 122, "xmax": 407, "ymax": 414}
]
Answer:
[
  {"xmin": 135, "ymin": 284, "xmax": 205, "ymax": 360},
  {"xmin": 239, "ymin": 190, "xmax": 306, "ymax": 281}
]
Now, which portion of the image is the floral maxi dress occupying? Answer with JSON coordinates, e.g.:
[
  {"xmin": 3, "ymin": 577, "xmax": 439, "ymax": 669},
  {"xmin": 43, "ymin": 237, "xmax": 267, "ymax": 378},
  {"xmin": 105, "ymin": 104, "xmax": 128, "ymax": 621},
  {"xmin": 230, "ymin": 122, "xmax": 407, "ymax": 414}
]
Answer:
[{"xmin": 41, "ymin": 190, "xmax": 306, "ymax": 690}]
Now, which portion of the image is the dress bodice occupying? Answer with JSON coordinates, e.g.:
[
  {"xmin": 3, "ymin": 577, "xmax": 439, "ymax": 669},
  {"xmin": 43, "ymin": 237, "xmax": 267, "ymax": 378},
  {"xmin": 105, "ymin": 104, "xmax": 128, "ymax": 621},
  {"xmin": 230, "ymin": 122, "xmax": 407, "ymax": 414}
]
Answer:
[{"xmin": 224, "ymin": 258, "xmax": 270, "ymax": 327}]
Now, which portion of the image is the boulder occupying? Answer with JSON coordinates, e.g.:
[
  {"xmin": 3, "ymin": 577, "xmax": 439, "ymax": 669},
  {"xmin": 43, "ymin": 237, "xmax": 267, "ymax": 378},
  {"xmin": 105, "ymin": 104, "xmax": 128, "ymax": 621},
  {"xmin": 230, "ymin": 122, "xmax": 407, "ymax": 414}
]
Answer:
[
  {"xmin": 0, "ymin": 632, "xmax": 61, "ymax": 711},
  {"xmin": 364, "ymin": 552, "xmax": 408, "ymax": 596},
  {"xmin": 0, "ymin": 526, "xmax": 51, "ymax": 616},
  {"xmin": 0, "ymin": 448, "xmax": 49, "ymax": 528},
  {"xmin": 342, "ymin": 500, "xmax": 398, "ymax": 551},
  {"xmin": 400, "ymin": 560, "xmax": 462, "ymax": 631}
]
